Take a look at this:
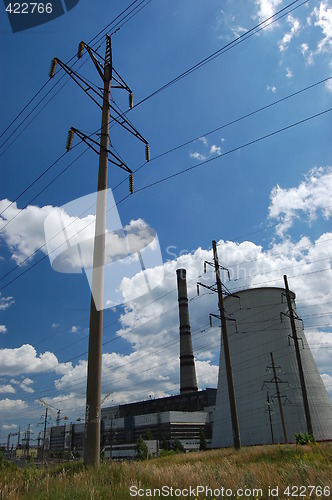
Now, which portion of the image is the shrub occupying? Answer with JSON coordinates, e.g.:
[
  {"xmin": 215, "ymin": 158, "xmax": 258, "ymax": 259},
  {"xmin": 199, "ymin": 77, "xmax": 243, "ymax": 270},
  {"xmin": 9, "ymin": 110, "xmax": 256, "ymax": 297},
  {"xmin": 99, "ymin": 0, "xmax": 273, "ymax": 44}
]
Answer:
[
  {"xmin": 135, "ymin": 436, "xmax": 149, "ymax": 460},
  {"xmin": 199, "ymin": 428, "xmax": 207, "ymax": 451},
  {"xmin": 159, "ymin": 449, "xmax": 176, "ymax": 457},
  {"xmin": 171, "ymin": 439, "xmax": 184, "ymax": 453},
  {"xmin": 295, "ymin": 433, "xmax": 316, "ymax": 445}
]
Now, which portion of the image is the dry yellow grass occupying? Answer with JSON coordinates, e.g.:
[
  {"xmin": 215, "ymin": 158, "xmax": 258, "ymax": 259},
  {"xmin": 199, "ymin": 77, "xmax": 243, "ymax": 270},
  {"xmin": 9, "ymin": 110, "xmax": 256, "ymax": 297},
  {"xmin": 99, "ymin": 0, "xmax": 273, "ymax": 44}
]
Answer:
[{"xmin": 0, "ymin": 443, "xmax": 331, "ymax": 499}]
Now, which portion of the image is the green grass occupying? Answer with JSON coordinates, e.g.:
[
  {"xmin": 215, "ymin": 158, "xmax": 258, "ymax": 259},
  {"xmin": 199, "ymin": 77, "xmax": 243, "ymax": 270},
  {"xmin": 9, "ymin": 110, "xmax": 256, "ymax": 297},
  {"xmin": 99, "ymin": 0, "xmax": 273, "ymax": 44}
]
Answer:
[{"xmin": 0, "ymin": 443, "xmax": 331, "ymax": 499}]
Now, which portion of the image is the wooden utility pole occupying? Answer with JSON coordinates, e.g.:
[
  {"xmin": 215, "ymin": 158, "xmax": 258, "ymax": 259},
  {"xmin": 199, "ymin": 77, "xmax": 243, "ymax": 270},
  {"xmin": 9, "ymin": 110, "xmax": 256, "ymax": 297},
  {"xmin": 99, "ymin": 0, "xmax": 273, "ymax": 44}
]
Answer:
[
  {"xmin": 283, "ymin": 275, "xmax": 313, "ymax": 437},
  {"xmin": 212, "ymin": 240, "xmax": 241, "ymax": 450},
  {"xmin": 270, "ymin": 352, "xmax": 288, "ymax": 443}
]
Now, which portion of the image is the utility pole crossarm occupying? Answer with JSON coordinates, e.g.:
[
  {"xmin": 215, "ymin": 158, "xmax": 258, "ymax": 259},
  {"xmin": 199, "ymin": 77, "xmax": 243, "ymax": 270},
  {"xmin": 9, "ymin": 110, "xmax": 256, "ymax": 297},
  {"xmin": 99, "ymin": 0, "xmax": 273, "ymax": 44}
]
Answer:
[
  {"xmin": 109, "ymin": 103, "xmax": 149, "ymax": 144},
  {"xmin": 68, "ymin": 128, "xmax": 132, "ymax": 173},
  {"xmin": 78, "ymin": 41, "xmax": 105, "ymax": 80},
  {"xmin": 269, "ymin": 352, "xmax": 288, "ymax": 443},
  {"xmin": 49, "ymin": 57, "xmax": 105, "ymax": 110},
  {"xmin": 197, "ymin": 281, "xmax": 218, "ymax": 294},
  {"xmin": 111, "ymin": 67, "xmax": 133, "ymax": 92}
]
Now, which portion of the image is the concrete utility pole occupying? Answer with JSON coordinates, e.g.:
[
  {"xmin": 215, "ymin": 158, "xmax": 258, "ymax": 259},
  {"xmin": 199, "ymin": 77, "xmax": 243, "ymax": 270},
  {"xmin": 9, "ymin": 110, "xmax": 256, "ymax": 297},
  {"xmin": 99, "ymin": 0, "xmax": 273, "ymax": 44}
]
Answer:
[
  {"xmin": 283, "ymin": 275, "xmax": 313, "ymax": 437},
  {"xmin": 84, "ymin": 37, "xmax": 112, "ymax": 468},
  {"xmin": 42, "ymin": 406, "xmax": 48, "ymax": 460},
  {"xmin": 270, "ymin": 352, "xmax": 288, "ymax": 444},
  {"xmin": 212, "ymin": 240, "xmax": 241, "ymax": 450},
  {"xmin": 49, "ymin": 34, "xmax": 149, "ymax": 468}
]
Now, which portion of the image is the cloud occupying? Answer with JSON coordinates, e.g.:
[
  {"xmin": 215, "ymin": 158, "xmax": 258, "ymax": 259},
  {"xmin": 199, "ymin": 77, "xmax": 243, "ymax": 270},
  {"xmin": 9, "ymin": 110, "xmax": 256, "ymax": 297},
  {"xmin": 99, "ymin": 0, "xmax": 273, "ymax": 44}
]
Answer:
[
  {"xmin": 255, "ymin": 0, "xmax": 283, "ymax": 26},
  {"xmin": 2, "ymin": 423, "xmax": 18, "ymax": 430},
  {"xmin": 10, "ymin": 377, "xmax": 35, "ymax": 393},
  {"xmin": 266, "ymin": 85, "xmax": 277, "ymax": 93},
  {"xmin": 326, "ymin": 77, "xmax": 332, "ymax": 92},
  {"xmin": 198, "ymin": 136, "xmax": 208, "ymax": 147},
  {"xmin": 0, "ymin": 200, "xmax": 54, "ymax": 265},
  {"xmin": 301, "ymin": 42, "xmax": 314, "ymax": 65},
  {"xmin": 268, "ymin": 166, "xmax": 332, "ymax": 236},
  {"xmin": 0, "ymin": 294, "xmax": 14, "ymax": 311},
  {"xmin": 301, "ymin": 3, "xmax": 332, "ymax": 66},
  {"xmin": 321, "ymin": 374, "xmax": 332, "ymax": 398},
  {"xmin": 0, "ymin": 344, "xmax": 72, "ymax": 376},
  {"xmin": 190, "ymin": 152, "xmax": 207, "ymax": 161},
  {"xmin": 286, "ymin": 67, "xmax": 293, "ymax": 78},
  {"xmin": 0, "ymin": 325, "xmax": 7, "ymax": 334},
  {"xmin": 0, "ymin": 399, "xmax": 28, "ymax": 413},
  {"xmin": 191, "ymin": 139, "xmax": 223, "ymax": 162},
  {"xmin": 231, "ymin": 25, "xmax": 248, "ymax": 38},
  {"xmin": 70, "ymin": 326, "xmax": 79, "ymax": 333},
  {"xmin": 53, "ymin": 225, "xmax": 332, "ymax": 403},
  {"xmin": 278, "ymin": 15, "xmax": 301, "ymax": 52},
  {"xmin": 52, "ymin": 323, "xmax": 59, "ymax": 329},
  {"xmin": 210, "ymin": 145, "xmax": 222, "ymax": 155},
  {"xmin": 313, "ymin": 2, "xmax": 332, "ymax": 54},
  {"xmin": 1, "ymin": 167, "xmax": 331, "ymax": 413},
  {"xmin": 0, "ymin": 384, "xmax": 15, "ymax": 394}
]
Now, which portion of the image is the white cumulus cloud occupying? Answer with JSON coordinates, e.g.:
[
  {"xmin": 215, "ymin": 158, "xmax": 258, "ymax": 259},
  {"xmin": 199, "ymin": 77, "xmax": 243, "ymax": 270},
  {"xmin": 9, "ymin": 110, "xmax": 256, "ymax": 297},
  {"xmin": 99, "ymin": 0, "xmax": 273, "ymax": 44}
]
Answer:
[
  {"xmin": 268, "ymin": 166, "xmax": 332, "ymax": 236},
  {"xmin": 0, "ymin": 398, "xmax": 27, "ymax": 413},
  {"xmin": 255, "ymin": 0, "xmax": 283, "ymax": 25},
  {"xmin": 0, "ymin": 200, "xmax": 55, "ymax": 265},
  {"xmin": 0, "ymin": 384, "xmax": 15, "ymax": 394},
  {"xmin": 313, "ymin": 1, "xmax": 332, "ymax": 54},
  {"xmin": 0, "ymin": 344, "xmax": 72, "ymax": 376}
]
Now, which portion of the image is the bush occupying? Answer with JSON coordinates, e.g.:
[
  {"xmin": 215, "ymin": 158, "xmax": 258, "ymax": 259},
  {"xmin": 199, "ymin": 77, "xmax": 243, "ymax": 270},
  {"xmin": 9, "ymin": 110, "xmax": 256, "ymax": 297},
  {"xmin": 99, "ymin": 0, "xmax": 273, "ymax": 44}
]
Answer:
[
  {"xmin": 135, "ymin": 436, "xmax": 149, "ymax": 460},
  {"xmin": 199, "ymin": 428, "xmax": 207, "ymax": 451},
  {"xmin": 295, "ymin": 433, "xmax": 316, "ymax": 445},
  {"xmin": 171, "ymin": 439, "xmax": 184, "ymax": 453},
  {"xmin": 159, "ymin": 449, "xmax": 176, "ymax": 457}
]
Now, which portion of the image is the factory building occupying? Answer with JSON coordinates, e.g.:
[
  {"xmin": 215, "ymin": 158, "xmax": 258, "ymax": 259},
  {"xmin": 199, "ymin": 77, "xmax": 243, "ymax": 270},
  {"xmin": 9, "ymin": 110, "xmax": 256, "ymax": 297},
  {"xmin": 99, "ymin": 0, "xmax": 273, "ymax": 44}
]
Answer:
[
  {"xmin": 45, "ymin": 269, "xmax": 215, "ymax": 458},
  {"xmin": 43, "ymin": 276, "xmax": 331, "ymax": 459},
  {"xmin": 212, "ymin": 287, "xmax": 332, "ymax": 447},
  {"xmin": 44, "ymin": 389, "xmax": 216, "ymax": 458}
]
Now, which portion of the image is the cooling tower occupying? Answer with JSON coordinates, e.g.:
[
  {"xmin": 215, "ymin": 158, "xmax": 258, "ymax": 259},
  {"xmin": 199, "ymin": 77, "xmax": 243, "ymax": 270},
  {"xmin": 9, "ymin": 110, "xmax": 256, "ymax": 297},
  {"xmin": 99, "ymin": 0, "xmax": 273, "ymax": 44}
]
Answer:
[
  {"xmin": 176, "ymin": 268, "xmax": 198, "ymax": 394},
  {"xmin": 212, "ymin": 287, "xmax": 332, "ymax": 447}
]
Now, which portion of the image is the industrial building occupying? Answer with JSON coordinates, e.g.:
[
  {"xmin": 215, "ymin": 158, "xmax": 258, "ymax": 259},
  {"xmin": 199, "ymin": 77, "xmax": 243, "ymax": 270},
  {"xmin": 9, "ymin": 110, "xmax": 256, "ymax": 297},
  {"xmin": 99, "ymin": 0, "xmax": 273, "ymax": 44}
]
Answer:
[
  {"xmin": 42, "ymin": 276, "xmax": 331, "ymax": 459},
  {"xmin": 43, "ymin": 389, "xmax": 216, "ymax": 458},
  {"xmin": 43, "ymin": 269, "xmax": 215, "ymax": 459},
  {"xmin": 212, "ymin": 287, "xmax": 332, "ymax": 447}
]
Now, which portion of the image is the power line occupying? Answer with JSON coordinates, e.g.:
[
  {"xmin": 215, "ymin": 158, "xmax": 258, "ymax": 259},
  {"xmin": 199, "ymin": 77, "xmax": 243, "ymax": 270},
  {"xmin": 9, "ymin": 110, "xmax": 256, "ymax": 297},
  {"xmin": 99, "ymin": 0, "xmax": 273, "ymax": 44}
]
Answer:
[
  {"xmin": 1, "ymin": 106, "xmax": 331, "ymax": 292},
  {"xmin": 133, "ymin": 0, "xmax": 308, "ymax": 108},
  {"xmin": 0, "ymin": 0, "xmax": 312, "ymax": 209},
  {"xmin": 134, "ymin": 107, "xmax": 332, "ymax": 194},
  {"xmin": 2, "ymin": 310, "xmax": 330, "ymax": 416},
  {"xmin": 3, "ymin": 73, "xmax": 328, "ymax": 229},
  {"xmin": 0, "ymin": 0, "xmax": 150, "ymax": 154},
  {"xmin": 1, "ymin": 261, "xmax": 331, "ymax": 403}
]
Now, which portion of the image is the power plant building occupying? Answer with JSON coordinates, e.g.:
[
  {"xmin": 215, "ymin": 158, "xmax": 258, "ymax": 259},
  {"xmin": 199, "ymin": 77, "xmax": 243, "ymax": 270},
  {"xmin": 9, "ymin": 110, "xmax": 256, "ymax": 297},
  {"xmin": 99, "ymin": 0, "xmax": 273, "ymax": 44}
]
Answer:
[
  {"xmin": 22, "ymin": 278, "xmax": 332, "ymax": 460},
  {"xmin": 212, "ymin": 287, "xmax": 332, "ymax": 447}
]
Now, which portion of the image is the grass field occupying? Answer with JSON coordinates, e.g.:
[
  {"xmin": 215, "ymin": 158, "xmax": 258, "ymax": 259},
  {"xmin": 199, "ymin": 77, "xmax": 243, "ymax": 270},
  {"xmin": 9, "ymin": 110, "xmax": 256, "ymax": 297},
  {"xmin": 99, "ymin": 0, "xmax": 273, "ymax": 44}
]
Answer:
[{"xmin": 0, "ymin": 443, "xmax": 331, "ymax": 499}]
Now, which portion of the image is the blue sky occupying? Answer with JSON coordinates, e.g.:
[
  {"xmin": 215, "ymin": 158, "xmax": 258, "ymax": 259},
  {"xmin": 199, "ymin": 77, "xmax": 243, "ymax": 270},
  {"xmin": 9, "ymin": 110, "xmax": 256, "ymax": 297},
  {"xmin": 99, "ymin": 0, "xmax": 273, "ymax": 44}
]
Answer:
[{"xmin": 0, "ymin": 0, "xmax": 331, "ymax": 444}]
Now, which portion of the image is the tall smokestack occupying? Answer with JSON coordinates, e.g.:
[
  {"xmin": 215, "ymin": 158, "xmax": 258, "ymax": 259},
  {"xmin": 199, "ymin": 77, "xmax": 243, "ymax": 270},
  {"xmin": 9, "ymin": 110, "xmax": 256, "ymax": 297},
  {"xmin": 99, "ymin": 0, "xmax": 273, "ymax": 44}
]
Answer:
[{"xmin": 176, "ymin": 268, "xmax": 198, "ymax": 394}]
